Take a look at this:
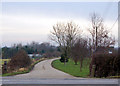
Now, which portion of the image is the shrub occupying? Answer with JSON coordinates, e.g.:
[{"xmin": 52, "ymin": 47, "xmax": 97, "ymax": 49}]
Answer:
[
  {"xmin": 7, "ymin": 49, "xmax": 31, "ymax": 71},
  {"xmin": 60, "ymin": 53, "xmax": 69, "ymax": 63},
  {"xmin": 2, "ymin": 64, "xmax": 7, "ymax": 74},
  {"xmin": 90, "ymin": 52, "xmax": 120, "ymax": 78}
]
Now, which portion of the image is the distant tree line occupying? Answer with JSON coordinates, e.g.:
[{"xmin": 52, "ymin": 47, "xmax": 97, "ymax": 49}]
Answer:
[{"xmin": 2, "ymin": 42, "xmax": 61, "ymax": 59}]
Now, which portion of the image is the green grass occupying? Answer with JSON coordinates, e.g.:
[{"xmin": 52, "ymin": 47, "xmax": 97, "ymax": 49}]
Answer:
[
  {"xmin": 2, "ymin": 70, "xmax": 29, "ymax": 76},
  {"xmin": 52, "ymin": 58, "xmax": 91, "ymax": 77},
  {"xmin": 108, "ymin": 76, "xmax": 120, "ymax": 78}
]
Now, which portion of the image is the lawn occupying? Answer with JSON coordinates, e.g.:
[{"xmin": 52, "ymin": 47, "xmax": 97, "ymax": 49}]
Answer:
[{"xmin": 52, "ymin": 58, "xmax": 91, "ymax": 77}]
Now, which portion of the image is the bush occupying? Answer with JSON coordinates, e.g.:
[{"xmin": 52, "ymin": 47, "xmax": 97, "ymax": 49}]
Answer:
[
  {"xmin": 90, "ymin": 52, "xmax": 120, "ymax": 78},
  {"xmin": 7, "ymin": 49, "xmax": 31, "ymax": 71},
  {"xmin": 60, "ymin": 54, "xmax": 69, "ymax": 63}
]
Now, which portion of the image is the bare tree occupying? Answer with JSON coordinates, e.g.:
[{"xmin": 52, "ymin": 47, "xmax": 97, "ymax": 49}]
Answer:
[
  {"xmin": 71, "ymin": 38, "xmax": 88, "ymax": 71},
  {"xmin": 50, "ymin": 21, "xmax": 81, "ymax": 64},
  {"xmin": 88, "ymin": 13, "xmax": 115, "ymax": 53}
]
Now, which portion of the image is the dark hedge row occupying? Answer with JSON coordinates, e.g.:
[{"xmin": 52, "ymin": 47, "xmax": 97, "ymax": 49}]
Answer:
[
  {"xmin": 2, "ymin": 49, "xmax": 32, "ymax": 74},
  {"xmin": 90, "ymin": 53, "xmax": 120, "ymax": 78}
]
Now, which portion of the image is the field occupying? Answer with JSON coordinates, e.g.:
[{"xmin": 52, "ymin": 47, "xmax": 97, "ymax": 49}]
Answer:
[
  {"xmin": 52, "ymin": 58, "xmax": 91, "ymax": 77},
  {"xmin": 0, "ymin": 59, "xmax": 10, "ymax": 65}
]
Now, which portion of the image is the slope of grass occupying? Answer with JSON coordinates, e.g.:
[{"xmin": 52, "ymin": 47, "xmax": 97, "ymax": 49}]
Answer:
[{"xmin": 52, "ymin": 58, "xmax": 91, "ymax": 77}]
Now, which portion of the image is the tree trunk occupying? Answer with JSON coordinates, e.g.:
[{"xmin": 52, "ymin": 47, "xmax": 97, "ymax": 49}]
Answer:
[
  {"xmin": 75, "ymin": 62, "xmax": 78, "ymax": 65},
  {"xmin": 80, "ymin": 61, "xmax": 83, "ymax": 72},
  {"xmin": 74, "ymin": 59, "xmax": 78, "ymax": 65},
  {"xmin": 64, "ymin": 58, "xmax": 66, "ymax": 65}
]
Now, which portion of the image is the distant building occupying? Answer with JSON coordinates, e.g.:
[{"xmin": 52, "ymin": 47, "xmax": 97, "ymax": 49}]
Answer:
[
  {"xmin": 96, "ymin": 46, "xmax": 117, "ymax": 54},
  {"xmin": 28, "ymin": 54, "xmax": 42, "ymax": 58}
]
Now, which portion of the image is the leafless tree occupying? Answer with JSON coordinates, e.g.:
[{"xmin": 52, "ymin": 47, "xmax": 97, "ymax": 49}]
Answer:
[
  {"xmin": 88, "ymin": 13, "xmax": 115, "ymax": 53},
  {"xmin": 50, "ymin": 21, "xmax": 82, "ymax": 62},
  {"xmin": 71, "ymin": 38, "xmax": 88, "ymax": 71}
]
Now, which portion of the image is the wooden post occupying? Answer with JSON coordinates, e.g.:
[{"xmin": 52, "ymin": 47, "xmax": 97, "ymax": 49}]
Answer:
[
  {"xmin": 4, "ymin": 61, "xmax": 7, "ymax": 72},
  {"xmin": 118, "ymin": 6, "xmax": 120, "ymax": 54},
  {"xmin": 91, "ymin": 65, "xmax": 96, "ymax": 77}
]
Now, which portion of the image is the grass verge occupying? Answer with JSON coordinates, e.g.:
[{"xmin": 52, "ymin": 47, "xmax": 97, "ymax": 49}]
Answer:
[
  {"xmin": 52, "ymin": 58, "xmax": 91, "ymax": 78},
  {"xmin": 108, "ymin": 76, "xmax": 120, "ymax": 78}
]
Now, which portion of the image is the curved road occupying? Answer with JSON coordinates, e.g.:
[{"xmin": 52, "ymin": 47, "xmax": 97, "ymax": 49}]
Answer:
[
  {"xmin": 2, "ymin": 58, "xmax": 119, "ymax": 85},
  {"xmin": 12, "ymin": 58, "xmax": 76, "ymax": 79}
]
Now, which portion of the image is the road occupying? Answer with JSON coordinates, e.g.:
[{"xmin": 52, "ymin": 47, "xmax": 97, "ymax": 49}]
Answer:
[
  {"xmin": 2, "ymin": 77, "xmax": 119, "ymax": 86},
  {"xmin": 1, "ymin": 58, "xmax": 120, "ymax": 86},
  {"xmin": 9, "ymin": 58, "xmax": 76, "ymax": 79}
]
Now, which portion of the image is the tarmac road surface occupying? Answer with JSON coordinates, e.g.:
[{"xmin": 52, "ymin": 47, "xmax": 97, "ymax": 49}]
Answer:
[
  {"xmin": 10, "ymin": 58, "xmax": 77, "ymax": 79},
  {"xmin": 2, "ymin": 78, "xmax": 119, "ymax": 86},
  {"xmin": 1, "ymin": 58, "xmax": 120, "ymax": 86}
]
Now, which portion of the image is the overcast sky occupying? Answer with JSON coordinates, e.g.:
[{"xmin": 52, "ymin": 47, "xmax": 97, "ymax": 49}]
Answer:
[{"xmin": 1, "ymin": 2, "xmax": 118, "ymax": 47}]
